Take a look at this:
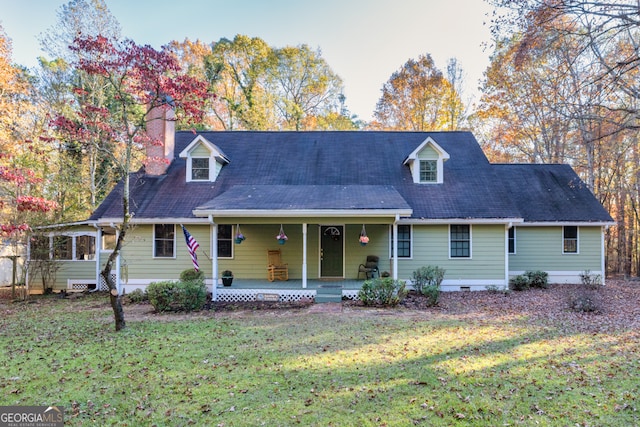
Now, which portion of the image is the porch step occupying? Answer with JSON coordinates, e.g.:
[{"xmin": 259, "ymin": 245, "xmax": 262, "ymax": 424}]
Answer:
[{"xmin": 315, "ymin": 285, "xmax": 343, "ymax": 303}]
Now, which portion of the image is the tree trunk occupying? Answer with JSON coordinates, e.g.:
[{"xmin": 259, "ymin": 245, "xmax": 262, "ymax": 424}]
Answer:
[{"xmin": 101, "ymin": 191, "xmax": 130, "ymax": 332}]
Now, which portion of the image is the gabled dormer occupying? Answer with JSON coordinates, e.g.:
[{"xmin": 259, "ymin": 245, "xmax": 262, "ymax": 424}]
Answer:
[
  {"xmin": 179, "ymin": 135, "xmax": 229, "ymax": 182},
  {"xmin": 403, "ymin": 137, "xmax": 450, "ymax": 184}
]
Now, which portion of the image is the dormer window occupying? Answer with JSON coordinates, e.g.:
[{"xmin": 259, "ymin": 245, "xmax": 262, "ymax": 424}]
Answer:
[
  {"xmin": 404, "ymin": 137, "xmax": 449, "ymax": 184},
  {"xmin": 191, "ymin": 158, "xmax": 210, "ymax": 180},
  {"xmin": 179, "ymin": 135, "xmax": 229, "ymax": 183},
  {"xmin": 420, "ymin": 160, "xmax": 437, "ymax": 183}
]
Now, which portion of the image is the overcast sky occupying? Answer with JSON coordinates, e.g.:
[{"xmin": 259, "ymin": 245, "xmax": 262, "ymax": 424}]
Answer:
[{"xmin": 1, "ymin": 0, "xmax": 495, "ymax": 121}]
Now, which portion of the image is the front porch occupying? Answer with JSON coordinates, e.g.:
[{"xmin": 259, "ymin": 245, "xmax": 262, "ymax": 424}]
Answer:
[{"xmin": 210, "ymin": 279, "xmax": 366, "ymax": 303}]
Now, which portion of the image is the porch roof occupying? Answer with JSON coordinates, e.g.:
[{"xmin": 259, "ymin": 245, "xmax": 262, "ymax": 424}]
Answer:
[{"xmin": 193, "ymin": 184, "xmax": 413, "ymax": 217}]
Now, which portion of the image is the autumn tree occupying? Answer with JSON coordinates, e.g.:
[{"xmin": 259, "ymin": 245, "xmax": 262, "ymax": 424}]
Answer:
[
  {"xmin": 36, "ymin": 0, "xmax": 122, "ymax": 217},
  {"xmin": 171, "ymin": 35, "xmax": 357, "ymax": 130},
  {"xmin": 0, "ymin": 25, "xmax": 57, "ymax": 298},
  {"xmin": 489, "ymin": 0, "xmax": 640, "ymax": 131},
  {"xmin": 205, "ymin": 35, "xmax": 274, "ymax": 130},
  {"xmin": 482, "ymin": 0, "xmax": 640, "ymax": 277},
  {"xmin": 57, "ymin": 35, "xmax": 209, "ymax": 330},
  {"xmin": 268, "ymin": 45, "xmax": 346, "ymax": 130},
  {"xmin": 373, "ymin": 54, "xmax": 465, "ymax": 131}
]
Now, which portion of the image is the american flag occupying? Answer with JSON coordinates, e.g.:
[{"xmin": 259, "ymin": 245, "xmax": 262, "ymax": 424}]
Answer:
[{"xmin": 181, "ymin": 225, "xmax": 200, "ymax": 271}]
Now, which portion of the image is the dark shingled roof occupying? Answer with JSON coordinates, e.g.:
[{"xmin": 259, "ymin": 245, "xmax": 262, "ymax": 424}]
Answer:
[
  {"xmin": 493, "ymin": 164, "xmax": 613, "ymax": 222},
  {"xmin": 89, "ymin": 131, "xmax": 612, "ymax": 223}
]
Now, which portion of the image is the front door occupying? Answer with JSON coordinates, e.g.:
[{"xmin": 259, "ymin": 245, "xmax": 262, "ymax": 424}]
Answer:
[{"xmin": 320, "ymin": 225, "xmax": 344, "ymax": 278}]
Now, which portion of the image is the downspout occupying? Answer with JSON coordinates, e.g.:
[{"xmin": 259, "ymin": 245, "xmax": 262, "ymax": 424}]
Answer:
[
  {"xmin": 302, "ymin": 223, "xmax": 307, "ymax": 288},
  {"xmin": 505, "ymin": 222, "xmax": 512, "ymax": 290},
  {"xmin": 601, "ymin": 225, "xmax": 606, "ymax": 286},
  {"xmin": 25, "ymin": 235, "xmax": 30, "ymax": 298},
  {"xmin": 392, "ymin": 214, "xmax": 399, "ymax": 281},
  {"xmin": 209, "ymin": 215, "xmax": 218, "ymax": 301}
]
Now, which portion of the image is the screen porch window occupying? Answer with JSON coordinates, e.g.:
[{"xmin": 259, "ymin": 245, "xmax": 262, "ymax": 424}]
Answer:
[
  {"xmin": 76, "ymin": 235, "xmax": 96, "ymax": 260},
  {"xmin": 154, "ymin": 224, "xmax": 175, "ymax": 258},
  {"xmin": 450, "ymin": 225, "xmax": 470, "ymax": 258},
  {"xmin": 53, "ymin": 236, "xmax": 72, "ymax": 260},
  {"xmin": 191, "ymin": 158, "xmax": 210, "ymax": 180},
  {"xmin": 31, "ymin": 235, "xmax": 50, "ymax": 260},
  {"xmin": 563, "ymin": 226, "xmax": 578, "ymax": 253},
  {"xmin": 419, "ymin": 160, "xmax": 437, "ymax": 182}
]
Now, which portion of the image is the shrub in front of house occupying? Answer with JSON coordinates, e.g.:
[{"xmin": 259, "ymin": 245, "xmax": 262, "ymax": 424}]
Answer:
[
  {"xmin": 579, "ymin": 270, "xmax": 602, "ymax": 289},
  {"xmin": 178, "ymin": 280, "xmax": 207, "ymax": 311},
  {"xmin": 126, "ymin": 288, "xmax": 148, "ymax": 304},
  {"xmin": 525, "ymin": 270, "xmax": 549, "ymax": 289},
  {"xmin": 358, "ymin": 277, "xmax": 407, "ymax": 307},
  {"xmin": 147, "ymin": 281, "xmax": 178, "ymax": 312},
  {"xmin": 147, "ymin": 277, "xmax": 207, "ymax": 313},
  {"xmin": 180, "ymin": 268, "xmax": 205, "ymax": 282},
  {"xmin": 509, "ymin": 274, "xmax": 530, "ymax": 291},
  {"xmin": 412, "ymin": 265, "xmax": 445, "ymax": 306}
]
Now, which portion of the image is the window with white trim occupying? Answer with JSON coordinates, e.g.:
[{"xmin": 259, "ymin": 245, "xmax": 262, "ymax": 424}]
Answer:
[
  {"xmin": 218, "ymin": 224, "xmax": 233, "ymax": 258},
  {"xmin": 563, "ymin": 226, "xmax": 578, "ymax": 254},
  {"xmin": 154, "ymin": 224, "xmax": 175, "ymax": 258},
  {"xmin": 419, "ymin": 160, "xmax": 437, "ymax": 183},
  {"xmin": 390, "ymin": 224, "xmax": 412, "ymax": 258},
  {"xmin": 32, "ymin": 234, "xmax": 96, "ymax": 261},
  {"xmin": 508, "ymin": 227, "xmax": 516, "ymax": 254},
  {"xmin": 191, "ymin": 158, "xmax": 210, "ymax": 180},
  {"xmin": 76, "ymin": 235, "xmax": 96, "ymax": 260},
  {"xmin": 53, "ymin": 236, "xmax": 72, "ymax": 260},
  {"xmin": 450, "ymin": 225, "xmax": 471, "ymax": 258}
]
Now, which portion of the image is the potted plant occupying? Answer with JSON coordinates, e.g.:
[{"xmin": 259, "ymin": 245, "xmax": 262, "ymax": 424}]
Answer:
[
  {"xmin": 276, "ymin": 225, "xmax": 288, "ymax": 245},
  {"xmin": 235, "ymin": 225, "xmax": 245, "ymax": 244},
  {"xmin": 221, "ymin": 270, "xmax": 233, "ymax": 286},
  {"xmin": 359, "ymin": 225, "xmax": 369, "ymax": 246}
]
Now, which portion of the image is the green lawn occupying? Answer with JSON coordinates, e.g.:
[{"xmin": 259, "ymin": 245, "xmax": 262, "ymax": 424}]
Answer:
[{"xmin": 1, "ymin": 289, "xmax": 639, "ymax": 426}]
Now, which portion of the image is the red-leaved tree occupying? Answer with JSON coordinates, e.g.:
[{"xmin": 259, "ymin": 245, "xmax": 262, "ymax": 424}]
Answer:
[{"xmin": 55, "ymin": 35, "xmax": 209, "ymax": 331}]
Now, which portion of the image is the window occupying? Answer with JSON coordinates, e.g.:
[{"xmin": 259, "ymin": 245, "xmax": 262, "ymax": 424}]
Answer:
[
  {"xmin": 450, "ymin": 225, "xmax": 470, "ymax": 258},
  {"xmin": 563, "ymin": 226, "xmax": 578, "ymax": 253},
  {"xmin": 419, "ymin": 160, "xmax": 437, "ymax": 182},
  {"xmin": 31, "ymin": 235, "xmax": 50, "ymax": 260},
  {"xmin": 53, "ymin": 236, "xmax": 72, "ymax": 260},
  {"xmin": 102, "ymin": 231, "xmax": 117, "ymax": 250},
  {"xmin": 76, "ymin": 235, "xmax": 96, "ymax": 260},
  {"xmin": 508, "ymin": 227, "xmax": 516, "ymax": 254},
  {"xmin": 191, "ymin": 158, "xmax": 210, "ymax": 180},
  {"xmin": 391, "ymin": 225, "xmax": 412, "ymax": 258},
  {"xmin": 154, "ymin": 224, "xmax": 175, "ymax": 258},
  {"xmin": 218, "ymin": 224, "xmax": 233, "ymax": 258}
]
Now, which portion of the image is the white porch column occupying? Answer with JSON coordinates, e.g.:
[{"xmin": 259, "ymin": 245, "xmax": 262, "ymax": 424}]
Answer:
[
  {"xmin": 505, "ymin": 224, "xmax": 511, "ymax": 290},
  {"xmin": 601, "ymin": 225, "xmax": 606, "ymax": 286},
  {"xmin": 392, "ymin": 218, "xmax": 399, "ymax": 280},
  {"xmin": 95, "ymin": 226, "xmax": 102, "ymax": 291},
  {"xmin": 210, "ymin": 215, "xmax": 218, "ymax": 301},
  {"xmin": 302, "ymin": 223, "xmax": 308, "ymax": 288}
]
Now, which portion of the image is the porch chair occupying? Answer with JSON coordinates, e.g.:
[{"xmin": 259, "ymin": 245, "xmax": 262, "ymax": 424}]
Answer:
[
  {"xmin": 357, "ymin": 255, "xmax": 379, "ymax": 280},
  {"xmin": 267, "ymin": 249, "xmax": 289, "ymax": 282}
]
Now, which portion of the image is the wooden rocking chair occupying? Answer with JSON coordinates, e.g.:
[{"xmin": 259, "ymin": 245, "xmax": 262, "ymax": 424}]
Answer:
[{"xmin": 267, "ymin": 249, "xmax": 289, "ymax": 282}]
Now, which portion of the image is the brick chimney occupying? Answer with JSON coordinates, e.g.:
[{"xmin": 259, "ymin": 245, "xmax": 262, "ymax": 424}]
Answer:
[{"xmin": 145, "ymin": 104, "xmax": 175, "ymax": 175}]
